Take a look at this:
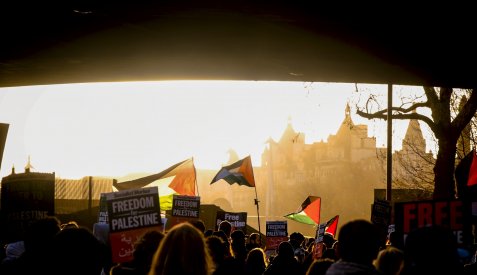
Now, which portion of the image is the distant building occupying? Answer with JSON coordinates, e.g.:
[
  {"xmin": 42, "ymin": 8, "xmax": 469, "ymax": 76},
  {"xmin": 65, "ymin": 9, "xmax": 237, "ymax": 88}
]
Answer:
[
  {"xmin": 211, "ymin": 104, "xmax": 435, "ymax": 235},
  {"xmin": 390, "ymin": 112, "xmax": 435, "ymax": 191}
]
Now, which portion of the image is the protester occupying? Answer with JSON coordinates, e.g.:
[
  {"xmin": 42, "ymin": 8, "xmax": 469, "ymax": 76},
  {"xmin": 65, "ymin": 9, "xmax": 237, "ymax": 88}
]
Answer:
[
  {"xmin": 189, "ymin": 219, "xmax": 206, "ymax": 234},
  {"xmin": 306, "ymin": 258, "xmax": 335, "ymax": 275},
  {"xmin": 263, "ymin": 241, "xmax": 304, "ymax": 275},
  {"xmin": 323, "ymin": 233, "xmax": 337, "ymax": 250},
  {"xmin": 218, "ymin": 220, "xmax": 232, "ymax": 239},
  {"xmin": 400, "ymin": 225, "xmax": 464, "ymax": 275},
  {"xmin": 246, "ymin": 233, "xmax": 261, "ymax": 252},
  {"xmin": 47, "ymin": 226, "xmax": 108, "ymax": 275},
  {"xmin": 1, "ymin": 240, "xmax": 24, "ymax": 264},
  {"xmin": 244, "ymin": 247, "xmax": 268, "ymax": 275},
  {"xmin": 2, "ymin": 216, "xmax": 62, "ymax": 275},
  {"xmin": 464, "ymin": 249, "xmax": 477, "ymax": 275},
  {"xmin": 229, "ymin": 229, "xmax": 247, "ymax": 273},
  {"xmin": 290, "ymin": 232, "xmax": 307, "ymax": 263},
  {"xmin": 374, "ymin": 246, "xmax": 404, "ymax": 275},
  {"xmin": 60, "ymin": 221, "xmax": 80, "ymax": 230},
  {"xmin": 149, "ymin": 223, "xmax": 213, "ymax": 275},
  {"xmin": 213, "ymin": 230, "xmax": 232, "ymax": 258},
  {"xmin": 325, "ymin": 219, "xmax": 381, "ymax": 275},
  {"xmin": 110, "ymin": 230, "xmax": 164, "ymax": 275},
  {"xmin": 206, "ymin": 235, "xmax": 229, "ymax": 275}
]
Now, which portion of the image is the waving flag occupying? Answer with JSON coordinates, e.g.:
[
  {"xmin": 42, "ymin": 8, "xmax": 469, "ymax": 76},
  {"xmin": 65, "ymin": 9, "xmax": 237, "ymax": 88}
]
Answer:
[
  {"xmin": 113, "ymin": 158, "xmax": 196, "ymax": 210},
  {"xmin": 284, "ymin": 196, "xmax": 321, "ymax": 225},
  {"xmin": 468, "ymin": 149, "xmax": 477, "ymax": 187},
  {"xmin": 113, "ymin": 158, "xmax": 196, "ymax": 195},
  {"xmin": 210, "ymin": 155, "xmax": 255, "ymax": 187},
  {"xmin": 325, "ymin": 215, "xmax": 339, "ymax": 236}
]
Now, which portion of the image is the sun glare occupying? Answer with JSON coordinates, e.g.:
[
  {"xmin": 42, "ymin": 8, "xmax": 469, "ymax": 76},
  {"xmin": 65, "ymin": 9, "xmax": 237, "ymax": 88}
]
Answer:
[{"xmin": 0, "ymin": 81, "xmax": 431, "ymax": 179}]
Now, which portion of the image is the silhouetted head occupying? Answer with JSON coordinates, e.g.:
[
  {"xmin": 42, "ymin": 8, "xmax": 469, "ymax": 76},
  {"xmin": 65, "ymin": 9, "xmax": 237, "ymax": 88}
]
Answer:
[
  {"xmin": 189, "ymin": 219, "xmax": 206, "ymax": 234},
  {"xmin": 150, "ymin": 223, "xmax": 213, "ymax": 275},
  {"xmin": 206, "ymin": 235, "xmax": 226, "ymax": 264},
  {"xmin": 323, "ymin": 233, "xmax": 336, "ymax": 249},
  {"xmin": 403, "ymin": 225, "xmax": 462, "ymax": 274},
  {"xmin": 218, "ymin": 220, "xmax": 232, "ymax": 238},
  {"xmin": 306, "ymin": 258, "xmax": 334, "ymax": 275},
  {"xmin": 248, "ymin": 232, "xmax": 260, "ymax": 244},
  {"xmin": 245, "ymin": 248, "xmax": 267, "ymax": 273},
  {"xmin": 289, "ymin": 232, "xmax": 305, "ymax": 248},
  {"xmin": 204, "ymin": 229, "xmax": 214, "ymax": 238},
  {"xmin": 23, "ymin": 216, "xmax": 61, "ymax": 252},
  {"xmin": 374, "ymin": 246, "xmax": 404, "ymax": 275},
  {"xmin": 50, "ymin": 227, "xmax": 107, "ymax": 275},
  {"xmin": 231, "ymin": 229, "xmax": 245, "ymax": 241},
  {"xmin": 337, "ymin": 219, "xmax": 381, "ymax": 265},
  {"xmin": 133, "ymin": 230, "xmax": 164, "ymax": 268},
  {"xmin": 213, "ymin": 230, "xmax": 229, "ymax": 245},
  {"xmin": 277, "ymin": 241, "xmax": 294, "ymax": 260}
]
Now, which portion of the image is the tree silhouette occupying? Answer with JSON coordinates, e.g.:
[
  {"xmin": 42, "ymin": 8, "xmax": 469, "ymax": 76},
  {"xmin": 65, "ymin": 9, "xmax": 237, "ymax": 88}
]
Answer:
[{"xmin": 356, "ymin": 87, "xmax": 477, "ymax": 199}]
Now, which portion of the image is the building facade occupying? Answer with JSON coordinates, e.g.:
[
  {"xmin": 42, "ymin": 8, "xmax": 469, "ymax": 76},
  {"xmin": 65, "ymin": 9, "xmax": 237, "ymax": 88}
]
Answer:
[{"xmin": 219, "ymin": 104, "xmax": 435, "ymax": 236}]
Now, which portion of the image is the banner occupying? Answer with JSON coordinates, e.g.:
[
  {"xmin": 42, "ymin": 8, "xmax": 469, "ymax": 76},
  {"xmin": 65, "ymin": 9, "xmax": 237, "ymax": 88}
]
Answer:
[
  {"xmin": 315, "ymin": 223, "xmax": 326, "ymax": 243},
  {"xmin": 105, "ymin": 187, "xmax": 162, "ymax": 263},
  {"xmin": 371, "ymin": 199, "xmax": 391, "ymax": 245},
  {"xmin": 371, "ymin": 200, "xmax": 391, "ymax": 227},
  {"xmin": 266, "ymin": 221, "xmax": 288, "ymax": 250},
  {"xmin": 169, "ymin": 195, "xmax": 200, "ymax": 227},
  {"xmin": 1, "ymin": 172, "xmax": 55, "ymax": 241},
  {"xmin": 215, "ymin": 211, "xmax": 247, "ymax": 233},
  {"xmin": 172, "ymin": 195, "xmax": 200, "ymax": 218},
  {"xmin": 98, "ymin": 193, "xmax": 108, "ymax": 224},
  {"xmin": 394, "ymin": 199, "xmax": 470, "ymax": 245},
  {"xmin": 312, "ymin": 223, "xmax": 326, "ymax": 260}
]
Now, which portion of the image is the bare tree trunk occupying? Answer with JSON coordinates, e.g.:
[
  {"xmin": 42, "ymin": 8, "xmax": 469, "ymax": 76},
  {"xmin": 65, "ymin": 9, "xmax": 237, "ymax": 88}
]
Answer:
[{"xmin": 433, "ymin": 138, "xmax": 457, "ymax": 199}]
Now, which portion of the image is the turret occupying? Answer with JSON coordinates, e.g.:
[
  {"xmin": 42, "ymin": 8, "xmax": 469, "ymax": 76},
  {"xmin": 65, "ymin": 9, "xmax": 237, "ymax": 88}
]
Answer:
[{"xmin": 25, "ymin": 156, "xmax": 33, "ymax": 173}]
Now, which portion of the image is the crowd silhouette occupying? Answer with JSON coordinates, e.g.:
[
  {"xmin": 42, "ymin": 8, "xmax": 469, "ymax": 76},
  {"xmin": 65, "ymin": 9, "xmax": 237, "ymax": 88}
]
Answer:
[{"xmin": 1, "ymin": 217, "xmax": 476, "ymax": 275}]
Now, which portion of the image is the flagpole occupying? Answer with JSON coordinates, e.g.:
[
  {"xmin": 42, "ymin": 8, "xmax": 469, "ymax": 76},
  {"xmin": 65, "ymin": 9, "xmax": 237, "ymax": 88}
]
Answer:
[
  {"xmin": 253, "ymin": 185, "xmax": 262, "ymax": 246},
  {"xmin": 247, "ymin": 154, "xmax": 262, "ymax": 246},
  {"xmin": 193, "ymin": 157, "xmax": 200, "ymax": 197}
]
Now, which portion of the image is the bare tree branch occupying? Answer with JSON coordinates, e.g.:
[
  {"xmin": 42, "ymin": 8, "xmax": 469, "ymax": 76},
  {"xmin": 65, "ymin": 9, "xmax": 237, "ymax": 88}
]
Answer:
[
  {"xmin": 452, "ymin": 88, "xmax": 477, "ymax": 137},
  {"xmin": 355, "ymin": 85, "xmax": 476, "ymax": 199}
]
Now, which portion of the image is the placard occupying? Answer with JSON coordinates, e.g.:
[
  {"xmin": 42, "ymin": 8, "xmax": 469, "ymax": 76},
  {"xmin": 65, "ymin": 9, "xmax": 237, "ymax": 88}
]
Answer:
[
  {"xmin": 105, "ymin": 187, "xmax": 162, "ymax": 263},
  {"xmin": 394, "ymin": 199, "xmax": 470, "ymax": 245},
  {"xmin": 215, "ymin": 211, "xmax": 247, "ymax": 233},
  {"xmin": 266, "ymin": 221, "xmax": 288, "ymax": 250},
  {"xmin": 168, "ymin": 195, "xmax": 200, "ymax": 227}
]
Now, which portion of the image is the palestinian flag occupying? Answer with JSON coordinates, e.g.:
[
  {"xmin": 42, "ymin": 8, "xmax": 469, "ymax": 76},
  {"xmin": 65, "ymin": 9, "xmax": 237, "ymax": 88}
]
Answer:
[
  {"xmin": 284, "ymin": 196, "xmax": 321, "ymax": 225},
  {"xmin": 210, "ymin": 155, "xmax": 255, "ymax": 187},
  {"xmin": 113, "ymin": 158, "xmax": 197, "ymax": 210},
  {"xmin": 325, "ymin": 215, "xmax": 339, "ymax": 236}
]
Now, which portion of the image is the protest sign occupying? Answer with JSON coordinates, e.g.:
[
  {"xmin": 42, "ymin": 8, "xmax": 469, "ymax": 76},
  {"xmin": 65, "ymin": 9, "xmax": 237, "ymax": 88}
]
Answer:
[
  {"xmin": 98, "ymin": 193, "xmax": 108, "ymax": 224},
  {"xmin": 315, "ymin": 223, "xmax": 326, "ymax": 243},
  {"xmin": 394, "ymin": 199, "xmax": 471, "ymax": 245},
  {"xmin": 105, "ymin": 187, "xmax": 162, "ymax": 263},
  {"xmin": 266, "ymin": 221, "xmax": 288, "ymax": 250},
  {"xmin": 215, "ymin": 211, "xmax": 247, "ymax": 233},
  {"xmin": 1, "ymin": 172, "xmax": 55, "ymax": 241},
  {"xmin": 312, "ymin": 223, "xmax": 327, "ymax": 260},
  {"xmin": 169, "ymin": 195, "xmax": 200, "ymax": 227},
  {"xmin": 371, "ymin": 199, "xmax": 391, "ymax": 227}
]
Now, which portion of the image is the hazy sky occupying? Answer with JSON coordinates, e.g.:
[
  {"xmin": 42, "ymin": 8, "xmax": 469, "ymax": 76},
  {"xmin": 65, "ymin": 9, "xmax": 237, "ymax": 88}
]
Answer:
[{"xmin": 0, "ymin": 81, "xmax": 431, "ymax": 179}]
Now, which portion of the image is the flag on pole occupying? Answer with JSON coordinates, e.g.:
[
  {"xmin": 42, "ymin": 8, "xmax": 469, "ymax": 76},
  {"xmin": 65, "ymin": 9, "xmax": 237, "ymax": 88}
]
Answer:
[
  {"xmin": 325, "ymin": 215, "xmax": 339, "ymax": 236},
  {"xmin": 210, "ymin": 155, "xmax": 255, "ymax": 187},
  {"xmin": 113, "ymin": 158, "xmax": 196, "ymax": 210},
  {"xmin": 468, "ymin": 149, "xmax": 477, "ymax": 187},
  {"xmin": 284, "ymin": 196, "xmax": 321, "ymax": 225}
]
